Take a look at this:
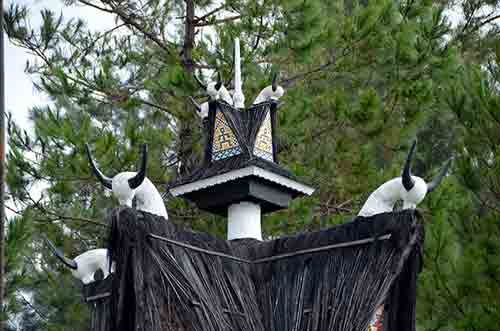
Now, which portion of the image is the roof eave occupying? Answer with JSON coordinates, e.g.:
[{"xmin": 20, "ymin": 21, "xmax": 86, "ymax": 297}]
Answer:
[{"xmin": 169, "ymin": 165, "xmax": 315, "ymax": 197}]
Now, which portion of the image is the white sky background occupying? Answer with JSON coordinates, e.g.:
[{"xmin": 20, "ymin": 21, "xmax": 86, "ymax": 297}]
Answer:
[
  {"xmin": 5, "ymin": 0, "xmax": 115, "ymax": 129},
  {"xmin": 4, "ymin": 0, "xmax": 115, "ymax": 219},
  {"xmin": 4, "ymin": 1, "xmax": 463, "ymax": 131}
]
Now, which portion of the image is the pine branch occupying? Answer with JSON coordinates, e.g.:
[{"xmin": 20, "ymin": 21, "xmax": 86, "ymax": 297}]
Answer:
[
  {"xmin": 74, "ymin": 0, "xmax": 114, "ymax": 14},
  {"xmin": 194, "ymin": 5, "xmax": 227, "ymax": 23},
  {"xmin": 16, "ymin": 289, "xmax": 48, "ymax": 321},
  {"xmin": 79, "ymin": 0, "xmax": 174, "ymax": 55},
  {"xmin": 194, "ymin": 15, "xmax": 242, "ymax": 27},
  {"xmin": 26, "ymin": 195, "xmax": 109, "ymax": 228}
]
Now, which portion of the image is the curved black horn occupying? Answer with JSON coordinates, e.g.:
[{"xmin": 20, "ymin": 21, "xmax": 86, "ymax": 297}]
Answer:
[
  {"xmin": 272, "ymin": 72, "xmax": 278, "ymax": 92},
  {"xmin": 128, "ymin": 144, "xmax": 148, "ymax": 189},
  {"xmin": 215, "ymin": 72, "xmax": 222, "ymax": 91},
  {"xmin": 86, "ymin": 144, "xmax": 112, "ymax": 190},
  {"xmin": 193, "ymin": 74, "xmax": 206, "ymax": 90},
  {"xmin": 44, "ymin": 236, "xmax": 78, "ymax": 270},
  {"xmin": 188, "ymin": 96, "xmax": 202, "ymax": 111},
  {"xmin": 427, "ymin": 157, "xmax": 453, "ymax": 193},
  {"xmin": 402, "ymin": 140, "xmax": 417, "ymax": 191}
]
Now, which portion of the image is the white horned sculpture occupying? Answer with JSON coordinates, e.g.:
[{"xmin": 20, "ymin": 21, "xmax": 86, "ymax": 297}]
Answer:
[
  {"xmin": 358, "ymin": 140, "xmax": 452, "ymax": 217},
  {"xmin": 252, "ymin": 72, "xmax": 285, "ymax": 105},
  {"xmin": 194, "ymin": 72, "xmax": 233, "ymax": 106},
  {"xmin": 86, "ymin": 144, "xmax": 168, "ymax": 219},
  {"xmin": 45, "ymin": 237, "xmax": 114, "ymax": 284},
  {"xmin": 189, "ymin": 96, "xmax": 210, "ymax": 119}
]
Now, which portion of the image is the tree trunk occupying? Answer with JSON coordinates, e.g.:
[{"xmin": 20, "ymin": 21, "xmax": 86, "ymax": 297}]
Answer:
[
  {"xmin": 0, "ymin": 0, "xmax": 6, "ymax": 329},
  {"xmin": 177, "ymin": 0, "xmax": 198, "ymax": 176}
]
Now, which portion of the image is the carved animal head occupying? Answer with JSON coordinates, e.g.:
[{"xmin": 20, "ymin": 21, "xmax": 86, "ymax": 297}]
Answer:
[
  {"xmin": 194, "ymin": 72, "xmax": 223, "ymax": 99},
  {"xmin": 271, "ymin": 72, "xmax": 285, "ymax": 99},
  {"xmin": 252, "ymin": 72, "xmax": 285, "ymax": 105},
  {"xmin": 86, "ymin": 144, "xmax": 148, "ymax": 207},
  {"xmin": 44, "ymin": 236, "xmax": 112, "ymax": 284},
  {"xmin": 400, "ymin": 140, "xmax": 453, "ymax": 207},
  {"xmin": 189, "ymin": 96, "xmax": 209, "ymax": 118}
]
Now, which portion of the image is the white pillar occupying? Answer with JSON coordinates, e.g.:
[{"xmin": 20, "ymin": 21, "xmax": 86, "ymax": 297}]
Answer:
[{"xmin": 227, "ymin": 201, "xmax": 262, "ymax": 240}]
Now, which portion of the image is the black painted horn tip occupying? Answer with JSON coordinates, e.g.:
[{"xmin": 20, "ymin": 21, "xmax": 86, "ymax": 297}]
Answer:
[
  {"xmin": 409, "ymin": 139, "xmax": 417, "ymax": 152},
  {"xmin": 43, "ymin": 235, "xmax": 78, "ymax": 270},
  {"xmin": 402, "ymin": 139, "xmax": 417, "ymax": 191},
  {"xmin": 84, "ymin": 143, "xmax": 92, "ymax": 155},
  {"xmin": 215, "ymin": 72, "xmax": 223, "ymax": 90},
  {"xmin": 188, "ymin": 96, "xmax": 201, "ymax": 110},
  {"xmin": 193, "ymin": 74, "xmax": 206, "ymax": 89},
  {"xmin": 427, "ymin": 156, "xmax": 454, "ymax": 193},
  {"xmin": 128, "ymin": 144, "xmax": 148, "ymax": 189},
  {"xmin": 271, "ymin": 72, "xmax": 279, "ymax": 91}
]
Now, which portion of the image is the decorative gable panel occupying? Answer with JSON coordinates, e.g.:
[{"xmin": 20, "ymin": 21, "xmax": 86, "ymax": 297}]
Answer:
[
  {"xmin": 212, "ymin": 110, "xmax": 242, "ymax": 161},
  {"xmin": 253, "ymin": 111, "xmax": 274, "ymax": 162},
  {"xmin": 367, "ymin": 305, "xmax": 384, "ymax": 331}
]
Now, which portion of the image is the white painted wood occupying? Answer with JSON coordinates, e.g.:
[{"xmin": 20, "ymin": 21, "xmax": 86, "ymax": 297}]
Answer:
[
  {"xmin": 228, "ymin": 201, "xmax": 262, "ymax": 240},
  {"xmin": 195, "ymin": 101, "xmax": 210, "ymax": 118},
  {"xmin": 72, "ymin": 249, "xmax": 115, "ymax": 284},
  {"xmin": 232, "ymin": 38, "xmax": 245, "ymax": 108},
  {"xmin": 253, "ymin": 85, "xmax": 285, "ymax": 105},
  {"xmin": 111, "ymin": 172, "xmax": 168, "ymax": 219},
  {"xmin": 358, "ymin": 176, "xmax": 428, "ymax": 217},
  {"xmin": 217, "ymin": 85, "xmax": 233, "ymax": 105},
  {"xmin": 169, "ymin": 166, "xmax": 315, "ymax": 197}
]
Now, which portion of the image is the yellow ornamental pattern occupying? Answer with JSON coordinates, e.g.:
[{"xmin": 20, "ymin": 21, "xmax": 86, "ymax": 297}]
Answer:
[
  {"xmin": 367, "ymin": 305, "xmax": 384, "ymax": 331},
  {"xmin": 253, "ymin": 111, "xmax": 274, "ymax": 161},
  {"xmin": 212, "ymin": 111, "xmax": 242, "ymax": 161}
]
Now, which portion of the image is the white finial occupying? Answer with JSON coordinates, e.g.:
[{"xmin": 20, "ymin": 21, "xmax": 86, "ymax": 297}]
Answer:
[{"xmin": 233, "ymin": 38, "xmax": 245, "ymax": 108}]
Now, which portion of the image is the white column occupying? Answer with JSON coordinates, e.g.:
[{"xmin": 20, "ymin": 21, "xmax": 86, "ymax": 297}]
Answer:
[{"xmin": 227, "ymin": 201, "xmax": 262, "ymax": 240}]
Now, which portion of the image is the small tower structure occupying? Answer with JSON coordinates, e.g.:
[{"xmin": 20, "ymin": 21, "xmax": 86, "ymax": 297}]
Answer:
[{"xmin": 169, "ymin": 40, "xmax": 314, "ymax": 240}]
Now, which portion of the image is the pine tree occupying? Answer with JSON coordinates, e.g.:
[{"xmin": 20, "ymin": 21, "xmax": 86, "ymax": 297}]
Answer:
[{"xmin": 2, "ymin": 0, "xmax": 497, "ymax": 329}]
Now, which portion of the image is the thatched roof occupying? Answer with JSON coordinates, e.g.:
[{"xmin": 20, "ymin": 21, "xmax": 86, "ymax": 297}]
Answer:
[{"xmin": 84, "ymin": 208, "xmax": 424, "ymax": 331}]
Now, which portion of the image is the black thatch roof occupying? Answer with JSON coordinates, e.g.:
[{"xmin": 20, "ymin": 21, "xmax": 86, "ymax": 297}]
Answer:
[{"xmin": 84, "ymin": 208, "xmax": 424, "ymax": 331}]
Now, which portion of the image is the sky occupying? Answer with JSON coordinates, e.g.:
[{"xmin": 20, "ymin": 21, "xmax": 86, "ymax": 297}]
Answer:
[
  {"xmin": 5, "ymin": 0, "xmax": 115, "ymax": 129},
  {"xmin": 4, "ymin": 1, "xmax": 464, "ymax": 131},
  {"xmin": 4, "ymin": 0, "xmax": 115, "ymax": 218}
]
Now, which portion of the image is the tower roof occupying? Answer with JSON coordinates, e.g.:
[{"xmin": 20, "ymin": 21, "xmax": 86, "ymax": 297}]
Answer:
[{"xmin": 169, "ymin": 100, "xmax": 314, "ymax": 215}]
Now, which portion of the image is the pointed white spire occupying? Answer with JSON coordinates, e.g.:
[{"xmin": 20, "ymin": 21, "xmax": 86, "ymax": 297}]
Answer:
[{"xmin": 233, "ymin": 38, "xmax": 245, "ymax": 108}]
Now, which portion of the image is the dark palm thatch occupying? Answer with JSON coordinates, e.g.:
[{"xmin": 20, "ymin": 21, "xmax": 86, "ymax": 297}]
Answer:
[{"xmin": 83, "ymin": 208, "xmax": 424, "ymax": 331}]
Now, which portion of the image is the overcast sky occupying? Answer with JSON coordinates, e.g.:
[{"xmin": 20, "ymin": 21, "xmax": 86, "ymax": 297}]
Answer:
[
  {"xmin": 5, "ymin": 1, "xmax": 464, "ymax": 131},
  {"xmin": 4, "ymin": 0, "xmax": 115, "ymax": 217},
  {"xmin": 5, "ymin": 0, "xmax": 115, "ymax": 130}
]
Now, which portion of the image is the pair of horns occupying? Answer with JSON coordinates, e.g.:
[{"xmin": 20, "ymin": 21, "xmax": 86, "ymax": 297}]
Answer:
[
  {"xmin": 402, "ymin": 140, "xmax": 453, "ymax": 192},
  {"xmin": 194, "ymin": 72, "xmax": 222, "ymax": 91},
  {"xmin": 43, "ymin": 235, "xmax": 78, "ymax": 270},
  {"xmin": 86, "ymin": 144, "xmax": 148, "ymax": 190}
]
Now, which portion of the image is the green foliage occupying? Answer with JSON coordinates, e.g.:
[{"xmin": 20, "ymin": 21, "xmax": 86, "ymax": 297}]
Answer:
[{"xmin": 2, "ymin": 0, "xmax": 500, "ymax": 330}]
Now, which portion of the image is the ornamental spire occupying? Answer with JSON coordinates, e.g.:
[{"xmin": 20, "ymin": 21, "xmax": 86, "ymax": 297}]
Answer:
[{"xmin": 233, "ymin": 38, "xmax": 245, "ymax": 108}]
